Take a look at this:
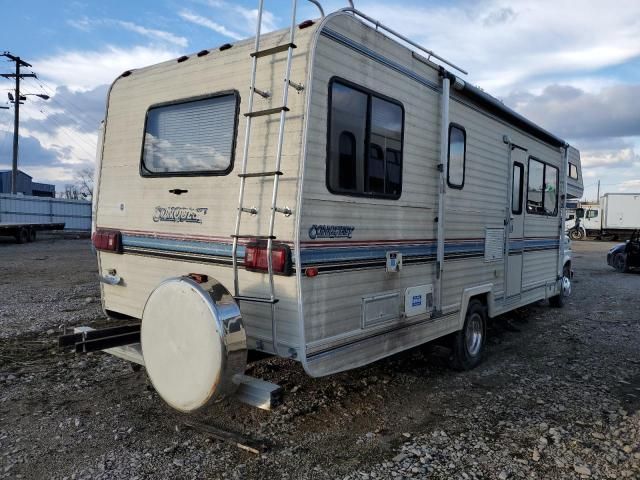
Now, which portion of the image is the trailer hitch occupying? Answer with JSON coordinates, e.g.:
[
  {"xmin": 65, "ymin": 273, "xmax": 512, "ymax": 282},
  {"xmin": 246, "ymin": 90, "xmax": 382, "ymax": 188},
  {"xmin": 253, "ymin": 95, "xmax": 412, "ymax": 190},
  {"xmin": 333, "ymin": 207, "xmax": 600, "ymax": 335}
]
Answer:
[{"xmin": 59, "ymin": 323, "xmax": 141, "ymax": 353}]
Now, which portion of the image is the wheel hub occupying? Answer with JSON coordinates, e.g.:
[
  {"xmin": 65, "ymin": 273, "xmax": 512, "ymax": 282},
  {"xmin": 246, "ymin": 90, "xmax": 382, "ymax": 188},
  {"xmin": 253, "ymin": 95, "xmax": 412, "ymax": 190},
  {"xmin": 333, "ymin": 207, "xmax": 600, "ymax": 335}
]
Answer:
[{"xmin": 465, "ymin": 313, "xmax": 483, "ymax": 356}]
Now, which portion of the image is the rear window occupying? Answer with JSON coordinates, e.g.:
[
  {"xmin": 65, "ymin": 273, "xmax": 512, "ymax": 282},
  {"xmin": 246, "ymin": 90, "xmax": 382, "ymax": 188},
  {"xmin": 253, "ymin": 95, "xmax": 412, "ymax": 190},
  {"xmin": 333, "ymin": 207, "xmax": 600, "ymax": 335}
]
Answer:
[{"xmin": 141, "ymin": 92, "xmax": 238, "ymax": 176}]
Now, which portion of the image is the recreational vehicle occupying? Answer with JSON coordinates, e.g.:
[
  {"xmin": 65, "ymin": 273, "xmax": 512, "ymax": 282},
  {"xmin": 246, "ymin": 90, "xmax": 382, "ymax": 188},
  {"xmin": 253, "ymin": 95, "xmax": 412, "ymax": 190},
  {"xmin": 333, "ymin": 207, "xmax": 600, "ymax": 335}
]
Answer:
[{"xmin": 64, "ymin": 2, "xmax": 584, "ymax": 413}]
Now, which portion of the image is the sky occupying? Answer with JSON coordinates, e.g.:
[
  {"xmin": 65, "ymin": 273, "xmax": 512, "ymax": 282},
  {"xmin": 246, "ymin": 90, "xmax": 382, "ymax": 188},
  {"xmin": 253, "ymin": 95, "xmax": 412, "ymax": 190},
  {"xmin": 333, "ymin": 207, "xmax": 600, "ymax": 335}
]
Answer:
[{"xmin": 1, "ymin": 0, "xmax": 639, "ymax": 201}]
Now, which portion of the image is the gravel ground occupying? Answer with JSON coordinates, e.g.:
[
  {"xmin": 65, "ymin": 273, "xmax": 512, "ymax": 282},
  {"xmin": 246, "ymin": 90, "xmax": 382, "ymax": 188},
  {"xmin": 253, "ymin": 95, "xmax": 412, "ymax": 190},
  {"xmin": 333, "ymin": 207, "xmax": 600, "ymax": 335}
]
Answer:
[{"xmin": 0, "ymin": 238, "xmax": 638, "ymax": 479}]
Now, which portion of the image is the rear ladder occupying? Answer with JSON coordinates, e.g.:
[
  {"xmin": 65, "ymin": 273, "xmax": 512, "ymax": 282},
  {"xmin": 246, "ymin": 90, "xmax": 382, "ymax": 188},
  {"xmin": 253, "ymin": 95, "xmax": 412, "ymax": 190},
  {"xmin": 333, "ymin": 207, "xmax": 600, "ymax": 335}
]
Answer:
[{"xmin": 230, "ymin": 0, "xmax": 301, "ymax": 357}]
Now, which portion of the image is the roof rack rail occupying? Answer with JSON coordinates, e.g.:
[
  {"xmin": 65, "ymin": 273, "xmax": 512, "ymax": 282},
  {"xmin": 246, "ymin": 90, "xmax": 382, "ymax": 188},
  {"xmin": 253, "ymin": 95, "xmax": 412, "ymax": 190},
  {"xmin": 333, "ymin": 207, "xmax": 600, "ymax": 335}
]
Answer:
[{"xmin": 340, "ymin": 7, "xmax": 468, "ymax": 76}]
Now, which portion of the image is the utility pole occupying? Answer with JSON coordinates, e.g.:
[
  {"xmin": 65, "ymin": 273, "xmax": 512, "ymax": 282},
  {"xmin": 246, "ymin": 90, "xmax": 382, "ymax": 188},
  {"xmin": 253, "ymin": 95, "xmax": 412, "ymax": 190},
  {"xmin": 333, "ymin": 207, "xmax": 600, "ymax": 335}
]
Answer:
[
  {"xmin": 596, "ymin": 180, "xmax": 600, "ymax": 202},
  {"xmin": 1, "ymin": 52, "xmax": 36, "ymax": 194}
]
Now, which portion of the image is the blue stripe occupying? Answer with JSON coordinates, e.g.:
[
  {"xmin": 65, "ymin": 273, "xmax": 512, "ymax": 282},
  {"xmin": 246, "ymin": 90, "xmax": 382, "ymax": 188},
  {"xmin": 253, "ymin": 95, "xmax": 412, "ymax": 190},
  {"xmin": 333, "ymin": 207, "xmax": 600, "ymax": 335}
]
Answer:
[{"xmin": 123, "ymin": 235, "xmax": 246, "ymax": 259}]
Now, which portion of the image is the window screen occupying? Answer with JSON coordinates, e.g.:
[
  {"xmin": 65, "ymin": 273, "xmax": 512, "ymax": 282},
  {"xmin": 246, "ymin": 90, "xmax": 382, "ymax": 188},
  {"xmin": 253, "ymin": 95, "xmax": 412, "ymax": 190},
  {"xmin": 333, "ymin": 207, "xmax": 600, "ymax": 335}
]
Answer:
[
  {"xmin": 527, "ymin": 157, "xmax": 558, "ymax": 216},
  {"xmin": 327, "ymin": 79, "xmax": 403, "ymax": 199},
  {"xmin": 447, "ymin": 125, "xmax": 466, "ymax": 188},
  {"xmin": 512, "ymin": 162, "xmax": 523, "ymax": 214},
  {"xmin": 141, "ymin": 93, "xmax": 238, "ymax": 175},
  {"xmin": 569, "ymin": 162, "xmax": 578, "ymax": 180}
]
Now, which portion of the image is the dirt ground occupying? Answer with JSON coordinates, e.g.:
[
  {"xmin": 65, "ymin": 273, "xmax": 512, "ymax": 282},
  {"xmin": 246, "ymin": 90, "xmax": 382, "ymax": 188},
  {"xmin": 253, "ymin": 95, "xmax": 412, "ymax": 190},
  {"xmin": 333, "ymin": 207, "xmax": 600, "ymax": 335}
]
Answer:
[{"xmin": 0, "ymin": 237, "xmax": 638, "ymax": 479}]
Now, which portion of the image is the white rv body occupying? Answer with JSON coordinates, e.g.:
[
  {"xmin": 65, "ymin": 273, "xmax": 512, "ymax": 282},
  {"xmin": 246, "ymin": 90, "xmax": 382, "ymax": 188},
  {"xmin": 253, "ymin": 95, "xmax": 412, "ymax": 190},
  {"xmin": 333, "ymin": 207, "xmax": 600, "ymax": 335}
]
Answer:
[{"xmin": 93, "ymin": 10, "xmax": 583, "ymax": 379}]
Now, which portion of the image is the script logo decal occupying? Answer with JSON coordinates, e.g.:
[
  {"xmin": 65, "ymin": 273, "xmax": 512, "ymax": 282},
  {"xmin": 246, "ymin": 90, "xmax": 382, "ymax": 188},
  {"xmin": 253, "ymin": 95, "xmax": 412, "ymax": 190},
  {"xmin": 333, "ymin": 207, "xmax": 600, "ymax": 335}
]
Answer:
[
  {"xmin": 308, "ymin": 224, "xmax": 355, "ymax": 240},
  {"xmin": 153, "ymin": 206, "xmax": 208, "ymax": 224}
]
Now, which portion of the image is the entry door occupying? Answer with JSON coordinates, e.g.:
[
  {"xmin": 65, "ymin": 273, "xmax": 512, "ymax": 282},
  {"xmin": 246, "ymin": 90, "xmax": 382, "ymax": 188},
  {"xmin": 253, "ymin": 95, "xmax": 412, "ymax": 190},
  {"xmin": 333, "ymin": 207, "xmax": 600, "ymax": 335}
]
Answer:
[{"xmin": 506, "ymin": 148, "xmax": 526, "ymax": 298}]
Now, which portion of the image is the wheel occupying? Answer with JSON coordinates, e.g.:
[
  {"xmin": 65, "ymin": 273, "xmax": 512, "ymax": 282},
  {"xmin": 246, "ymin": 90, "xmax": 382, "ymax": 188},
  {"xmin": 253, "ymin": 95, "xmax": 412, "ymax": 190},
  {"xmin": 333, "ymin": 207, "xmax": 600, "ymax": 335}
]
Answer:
[
  {"xmin": 569, "ymin": 229, "xmax": 584, "ymax": 241},
  {"xmin": 15, "ymin": 228, "xmax": 29, "ymax": 244},
  {"xmin": 450, "ymin": 299, "xmax": 487, "ymax": 371},
  {"xmin": 550, "ymin": 264, "xmax": 571, "ymax": 308},
  {"xmin": 613, "ymin": 253, "xmax": 629, "ymax": 273},
  {"xmin": 28, "ymin": 229, "xmax": 36, "ymax": 242}
]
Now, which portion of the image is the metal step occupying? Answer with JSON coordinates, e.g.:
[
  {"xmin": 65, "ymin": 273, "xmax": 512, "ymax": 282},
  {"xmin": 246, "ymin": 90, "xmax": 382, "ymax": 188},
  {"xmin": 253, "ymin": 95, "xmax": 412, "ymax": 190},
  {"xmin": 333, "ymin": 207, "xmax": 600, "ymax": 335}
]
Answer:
[
  {"xmin": 238, "ymin": 171, "xmax": 282, "ymax": 178},
  {"xmin": 250, "ymin": 42, "xmax": 296, "ymax": 58},
  {"xmin": 244, "ymin": 106, "xmax": 289, "ymax": 118},
  {"xmin": 234, "ymin": 295, "xmax": 279, "ymax": 304},
  {"xmin": 233, "ymin": 374, "xmax": 283, "ymax": 410},
  {"xmin": 231, "ymin": 234, "xmax": 276, "ymax": 240}
]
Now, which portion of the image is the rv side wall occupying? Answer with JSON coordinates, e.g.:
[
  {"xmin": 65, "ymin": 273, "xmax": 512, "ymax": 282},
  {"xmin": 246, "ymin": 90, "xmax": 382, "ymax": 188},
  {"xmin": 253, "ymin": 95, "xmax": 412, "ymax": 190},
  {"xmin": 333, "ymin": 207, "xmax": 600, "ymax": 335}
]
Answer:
[{"xmin": 298, "ymin": 13, "xmax": 565, "ymax": 377}]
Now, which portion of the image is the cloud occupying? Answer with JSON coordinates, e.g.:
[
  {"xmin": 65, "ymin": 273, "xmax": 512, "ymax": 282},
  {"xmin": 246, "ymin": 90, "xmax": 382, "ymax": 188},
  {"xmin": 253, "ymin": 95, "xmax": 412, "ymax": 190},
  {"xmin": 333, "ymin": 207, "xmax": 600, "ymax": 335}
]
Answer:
[
  {"xmin": 618, "ymin": 179, "xmax": 640, "ymax": 191},
  {"xmin": 363, "ymin": 0, "xmax": 640, "ymax": 94},
  {"xmin": 580, "ymin": 148, "xmax": 639, "ymax": 169},
  {"xmin": 23, "ymin": 84, "xmax": 107, "ymax": 135},
  {"xmin": 504, "ymin": 83, "xmax": 640, "ymax": 140},
  {"xmin": 116, "ymin": 21, "xmax": 188, "ymax": 48},
  {"xmin": 68, "ymin": 17, "xmax": 188, "ymax": 48},
  {"xmin": 178, "ymin": 10, "xmax": 244, "ymax": 40},
  {"xmin": 34, "ymin": 45, "xmax": 182, "ymax": 91}
]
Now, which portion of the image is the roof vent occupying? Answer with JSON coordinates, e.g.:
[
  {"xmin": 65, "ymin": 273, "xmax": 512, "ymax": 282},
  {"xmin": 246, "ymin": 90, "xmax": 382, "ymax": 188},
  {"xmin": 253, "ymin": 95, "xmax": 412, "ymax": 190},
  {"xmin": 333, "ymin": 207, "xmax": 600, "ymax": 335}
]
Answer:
[
  {"xmin": 298, "ymin": 19, "xmax": 314, "ymax": 29},
  {"xmin": 219, "ymin": 43, "xmax": 232, "ymax": 51},
  {"xmin": 197, "ymin": 49, "xmax": 210, "ymax": 57},
  {"xmin": 177, "ymin": 55, "xmax": 189, "ymax": 63}
]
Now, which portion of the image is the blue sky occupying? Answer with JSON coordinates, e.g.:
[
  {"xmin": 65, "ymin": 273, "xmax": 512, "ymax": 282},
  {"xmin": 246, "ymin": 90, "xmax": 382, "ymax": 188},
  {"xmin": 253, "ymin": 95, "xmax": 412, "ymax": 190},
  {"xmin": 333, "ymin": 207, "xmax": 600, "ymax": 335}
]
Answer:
[{"xmin": 1, "ymin": 0, "xmax": 639, "ymax": 200}]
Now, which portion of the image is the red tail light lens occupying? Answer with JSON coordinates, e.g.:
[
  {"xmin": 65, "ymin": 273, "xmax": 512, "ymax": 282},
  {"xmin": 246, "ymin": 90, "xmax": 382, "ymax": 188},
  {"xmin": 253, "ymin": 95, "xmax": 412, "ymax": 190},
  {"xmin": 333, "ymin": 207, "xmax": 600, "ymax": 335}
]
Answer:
[
  {"xmin": 244, "ymin": 242, "xmax": 292, "ymax": 276},
  {"xmin": 92, "ymin": 229, "xmax": 122, "ymax": 253}
]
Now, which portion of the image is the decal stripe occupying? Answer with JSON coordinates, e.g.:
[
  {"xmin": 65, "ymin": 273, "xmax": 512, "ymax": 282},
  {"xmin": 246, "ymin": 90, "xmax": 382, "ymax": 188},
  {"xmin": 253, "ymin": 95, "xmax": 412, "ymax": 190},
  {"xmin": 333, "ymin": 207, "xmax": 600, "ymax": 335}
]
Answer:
[{"xmin": 118, "ymin": 233, "xmax": 560, "ymax": 273}]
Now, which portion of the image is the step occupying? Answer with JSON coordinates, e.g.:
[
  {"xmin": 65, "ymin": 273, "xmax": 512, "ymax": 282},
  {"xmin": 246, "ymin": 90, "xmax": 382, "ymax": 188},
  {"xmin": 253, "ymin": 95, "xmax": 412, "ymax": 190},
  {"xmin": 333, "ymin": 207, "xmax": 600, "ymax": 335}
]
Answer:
[
  {"xmin": 234, "ymin": 295, "xmax": 279, "ymax": 304},
  {"xmin": 231, "ymin": 234, "xmax": 277, "ymax": 240},
  {"xmin": 244, "ymin": 106, "xmax": 289, "ymax": 118},
  {"xmin": 250, "ymin": 42, "xmax": 296, "ymax": 58},
  {"xmin": 238, "ymin": 171, "xmax": 282, "ymax": 178}
]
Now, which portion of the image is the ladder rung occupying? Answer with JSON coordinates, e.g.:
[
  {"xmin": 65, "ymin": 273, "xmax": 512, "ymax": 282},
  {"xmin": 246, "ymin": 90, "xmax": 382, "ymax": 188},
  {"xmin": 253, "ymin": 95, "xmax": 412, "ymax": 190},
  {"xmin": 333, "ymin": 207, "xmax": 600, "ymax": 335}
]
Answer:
[
  {"xmin": 250, "ymin": 43, "xmax": 296, "ymax": 58},
  {"xmin": 238, "ymin": 171, "xmax": 282, "ymax": 178},
  {"xmin": 235, "ymin": 295, "xmax": 279, "ymax": 304},
  {"xmin": 232, "ymin": 235, "xmax": 277, "ymax": 240},
  {"xmin": 245, "ymin": 106, "xmax": 289, "ymax": 118}
]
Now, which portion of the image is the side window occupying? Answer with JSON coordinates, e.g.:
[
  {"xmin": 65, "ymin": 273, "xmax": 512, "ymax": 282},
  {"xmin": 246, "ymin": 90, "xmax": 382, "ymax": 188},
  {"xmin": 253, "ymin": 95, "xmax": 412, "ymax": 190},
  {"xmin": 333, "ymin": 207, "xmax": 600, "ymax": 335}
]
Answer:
[
  {"xmin": 447, "ymin": 125, "xmax": 466, "ymax": 189},
  {"xmin": 569, "ymin": 162, "xmax": 579, "ymax": 180},
  {"xmin": 586, "ymin": 209, "xmax": 598, "ymax": 219},
  {"xmin": 511, "ymin": 162, "xmax": 523, "ymax": 214},
  {"xmin": 527, "ymin": 159, "xmax": 545, "ymax": 214},
  {"xmin": 544, "ymin": 165, "xmax": 558, "ymax": 215},
  {"xmin": 327, "ymin": 79, "xmax": 403, "ymax": 199},
  {"xmin": 141, "ymin": 92, "xmax": 238, "ymax": 176},
  {"xmin": 527, "ymin": 157, "xmax": 558, "ymax": 216}
]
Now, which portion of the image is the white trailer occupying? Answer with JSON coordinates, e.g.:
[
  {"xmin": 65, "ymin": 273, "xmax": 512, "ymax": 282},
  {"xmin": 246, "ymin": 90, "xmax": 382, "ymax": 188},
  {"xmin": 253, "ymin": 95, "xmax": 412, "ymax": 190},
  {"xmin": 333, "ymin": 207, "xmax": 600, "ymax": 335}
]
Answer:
[
  {"xmin": 63, "ymin": 2, "xmax": 584, "ymax": 413},
  {"xmin": 0, "ymin": 194, "xmax": 92, "ymax": 242},
  {"xmin": 568, "ymin": 193, "xmax": 640, "ymax": 240}
]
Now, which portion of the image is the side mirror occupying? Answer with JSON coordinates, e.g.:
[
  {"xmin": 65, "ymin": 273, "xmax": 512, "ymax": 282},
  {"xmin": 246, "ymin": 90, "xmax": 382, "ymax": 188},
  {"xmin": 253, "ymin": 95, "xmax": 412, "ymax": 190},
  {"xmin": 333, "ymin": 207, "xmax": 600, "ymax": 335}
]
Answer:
[{"xmin": 576, "ymin": 208, "xmax": 585, "ymax": 219}]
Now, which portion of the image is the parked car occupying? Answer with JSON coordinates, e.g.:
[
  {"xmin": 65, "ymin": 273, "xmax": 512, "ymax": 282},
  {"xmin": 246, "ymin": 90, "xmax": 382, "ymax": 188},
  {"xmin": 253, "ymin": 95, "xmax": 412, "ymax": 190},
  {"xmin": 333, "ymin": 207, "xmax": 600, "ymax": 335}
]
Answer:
[{"xmin": 607, "ymin": 229, "xmax": 640, "ymax": 272}]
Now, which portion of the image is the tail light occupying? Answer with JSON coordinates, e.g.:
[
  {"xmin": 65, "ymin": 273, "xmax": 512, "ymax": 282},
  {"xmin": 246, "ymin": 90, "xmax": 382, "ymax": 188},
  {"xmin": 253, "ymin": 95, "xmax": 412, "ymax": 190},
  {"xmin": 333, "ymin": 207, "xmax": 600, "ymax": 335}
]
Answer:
[
  {"xmin": 92, "ymin": 229, "xmax": 122, "ymax": 253},
  {"xmin": 244, "ymin": 242, "xmax": 292, "ymax": 276}
]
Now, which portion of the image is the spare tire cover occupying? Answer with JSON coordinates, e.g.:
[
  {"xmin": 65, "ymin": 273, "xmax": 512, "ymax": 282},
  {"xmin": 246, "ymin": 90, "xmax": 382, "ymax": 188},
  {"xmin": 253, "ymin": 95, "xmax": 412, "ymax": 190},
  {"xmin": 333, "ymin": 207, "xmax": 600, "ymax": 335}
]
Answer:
[{"xmin": 141, "ymin": 277, "xmax": 247, "ymax": 412}]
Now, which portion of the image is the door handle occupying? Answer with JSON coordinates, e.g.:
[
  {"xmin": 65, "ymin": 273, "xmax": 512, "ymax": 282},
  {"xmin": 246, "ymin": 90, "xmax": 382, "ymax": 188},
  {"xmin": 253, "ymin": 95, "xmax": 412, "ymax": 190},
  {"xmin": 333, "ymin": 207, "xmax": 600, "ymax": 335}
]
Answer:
[{"xmin": 169, "ymin": 188, "xmax": 188, "ymax": 195}]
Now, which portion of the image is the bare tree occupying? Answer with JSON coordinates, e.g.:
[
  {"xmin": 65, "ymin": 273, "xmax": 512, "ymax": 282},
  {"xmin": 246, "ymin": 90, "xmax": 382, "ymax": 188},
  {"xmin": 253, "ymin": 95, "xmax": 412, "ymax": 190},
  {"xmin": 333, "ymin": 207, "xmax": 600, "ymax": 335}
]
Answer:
[
  {"xmin": 75, "ymin": 167, "xmax": 94, "ymax": 199},
  {"xmin": 64, "ymin": 184, "xmax": 81, "ymax": 200}
]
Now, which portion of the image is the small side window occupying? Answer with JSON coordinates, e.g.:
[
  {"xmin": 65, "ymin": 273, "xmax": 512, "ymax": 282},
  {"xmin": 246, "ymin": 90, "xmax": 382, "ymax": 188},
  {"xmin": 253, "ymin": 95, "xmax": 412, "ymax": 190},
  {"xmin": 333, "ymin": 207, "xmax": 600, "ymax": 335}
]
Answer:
[
  {"xmin": 586, "ymin": 209, "xmax": 598, "ymax": 219},
  {"xmin": 569, "ymin": 162, "xmax": 579, "ymax": 180},
  {"xmin": 447, "ymin": 125, "xmax": 466, "ymax": 189},
  {"xmin": 527, "ymin": 157, "xmax": 558, "ymax": 216},
  {"xmin": 544, "ymin": 165, "xmax": 558, "ymax": 216},
  {"xmin": 512, "ymin": 162, "xmax": 523, "ymax": 214}
]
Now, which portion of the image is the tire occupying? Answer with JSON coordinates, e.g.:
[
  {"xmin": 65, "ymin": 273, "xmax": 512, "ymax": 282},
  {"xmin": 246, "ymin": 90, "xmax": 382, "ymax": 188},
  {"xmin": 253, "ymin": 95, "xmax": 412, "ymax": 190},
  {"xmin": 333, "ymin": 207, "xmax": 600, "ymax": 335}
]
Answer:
[
  {"xmin": 569, "ymin": 229, "xmax": 584, "ymax": 241},
  {"xmin": 550, "ymin": 264, "xmax": 571, "ymax": 308},
  {"xmin": 450, "ymin": 299, "xmax": 487, "ymax": 371},
  {"xmin": 28, "ymin": 229, "xmax": 36, "ymax": 242},
  {"xmin": 15, "ymin": 228, "xmax": 29, "ymax": 244},
  {"xmin": 613, "ymin": 253, "xmax": 629, "ymax": 273}
]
